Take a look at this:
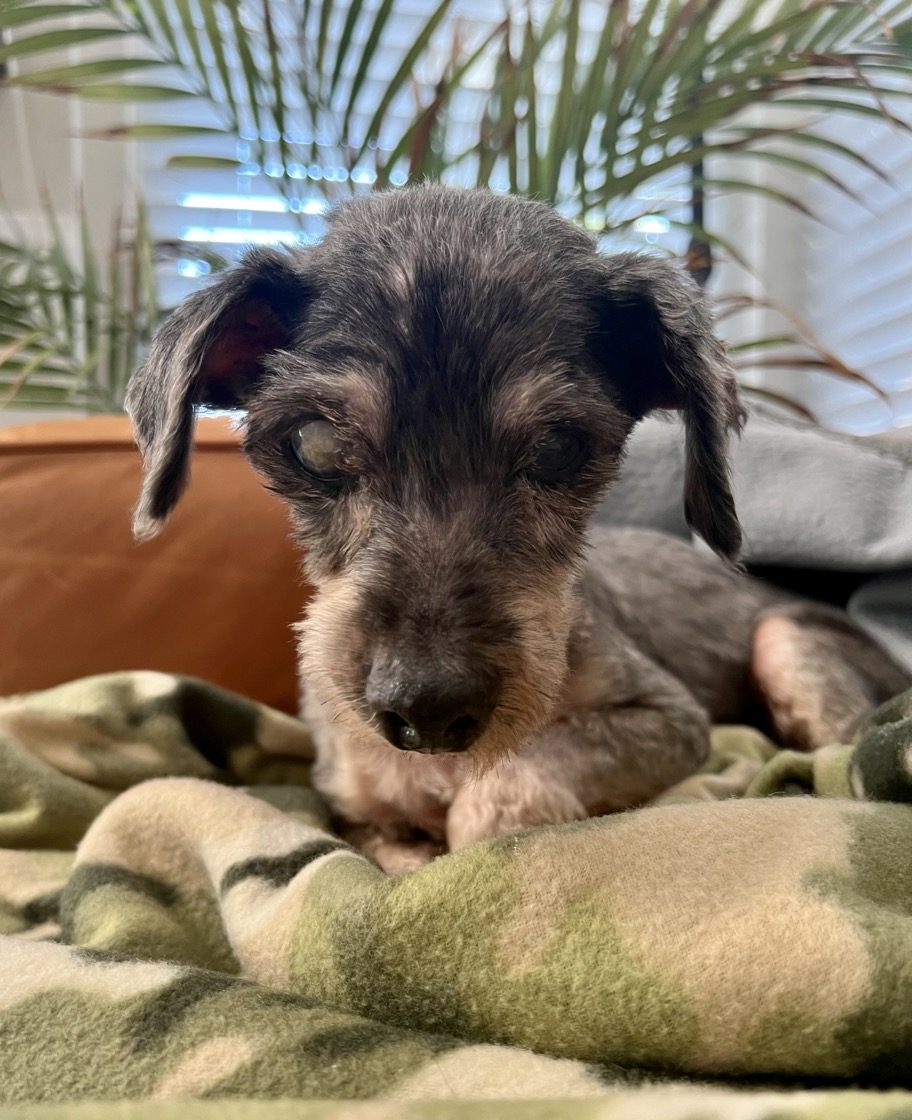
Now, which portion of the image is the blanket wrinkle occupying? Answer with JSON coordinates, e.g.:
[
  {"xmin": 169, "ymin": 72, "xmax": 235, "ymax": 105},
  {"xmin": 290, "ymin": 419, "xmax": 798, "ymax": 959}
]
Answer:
[{"xmin": 2, "ymin": 671, "xmax": 912, "ymax": 1116}]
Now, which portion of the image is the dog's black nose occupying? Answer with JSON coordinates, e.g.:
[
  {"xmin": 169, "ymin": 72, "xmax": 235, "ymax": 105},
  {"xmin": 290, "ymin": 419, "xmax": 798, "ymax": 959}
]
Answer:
[{"xmin": 365, "ymin": 665, "xmax": 497, "ymax": 754}]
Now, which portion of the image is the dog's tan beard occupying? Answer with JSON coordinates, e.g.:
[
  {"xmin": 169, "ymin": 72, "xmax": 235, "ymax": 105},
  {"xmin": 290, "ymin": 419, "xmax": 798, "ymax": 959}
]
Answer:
[
  {"xmin": 461, "ymin": 574, "xmax": 578, "ymax": 777},
  {"xmin": 295, "ymin": 569, "xmax": 578, "ymax": 778},
  {"xmin": 294, "ymin": 576, "xmax": 375, "ymax": 731}
]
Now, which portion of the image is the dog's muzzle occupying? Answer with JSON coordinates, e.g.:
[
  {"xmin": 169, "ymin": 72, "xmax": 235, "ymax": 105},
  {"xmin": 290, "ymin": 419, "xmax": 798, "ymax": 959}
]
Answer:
[{"xmin": 365, "ymin": 657, "xmax": 499, "ymax": 754}]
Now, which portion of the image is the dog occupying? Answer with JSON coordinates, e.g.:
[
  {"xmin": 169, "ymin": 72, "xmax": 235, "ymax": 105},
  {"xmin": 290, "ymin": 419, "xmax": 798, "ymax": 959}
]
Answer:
[{"xmin": 127, "ymin": 184, "xmax": 909, "ymax": 872}]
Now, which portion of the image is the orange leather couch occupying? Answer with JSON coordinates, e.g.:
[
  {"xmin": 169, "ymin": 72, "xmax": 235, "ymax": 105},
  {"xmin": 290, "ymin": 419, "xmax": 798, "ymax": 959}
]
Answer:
[{"xmin": 0, "ymin": 416, "xmax": 306, "ymax": 713}]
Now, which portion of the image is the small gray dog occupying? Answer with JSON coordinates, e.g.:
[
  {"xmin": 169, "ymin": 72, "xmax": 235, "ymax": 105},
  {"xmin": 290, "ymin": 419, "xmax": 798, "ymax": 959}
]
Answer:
[{"xmin": 127, "ymin": 185, "xmax": 908, "ymax": 871}]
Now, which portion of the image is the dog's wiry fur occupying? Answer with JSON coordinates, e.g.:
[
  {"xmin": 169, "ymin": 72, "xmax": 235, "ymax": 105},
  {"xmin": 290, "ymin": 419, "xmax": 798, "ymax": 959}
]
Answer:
[{"xmin": 127, "ymin": 185, "xmax": 909, "ymax": 871}]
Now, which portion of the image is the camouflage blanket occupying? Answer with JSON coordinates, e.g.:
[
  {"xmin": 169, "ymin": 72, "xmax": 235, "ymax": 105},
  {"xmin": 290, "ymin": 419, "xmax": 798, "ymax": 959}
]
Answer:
[{"xmin": 2, "ymin": 673, "xmax": 912, "ymax": 1119}]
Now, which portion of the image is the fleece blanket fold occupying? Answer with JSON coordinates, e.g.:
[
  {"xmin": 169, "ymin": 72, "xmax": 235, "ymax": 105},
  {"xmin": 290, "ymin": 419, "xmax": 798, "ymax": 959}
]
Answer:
[{"xmin": 2, "ymin": 672, "xmax": 912, "ymax": 1117}]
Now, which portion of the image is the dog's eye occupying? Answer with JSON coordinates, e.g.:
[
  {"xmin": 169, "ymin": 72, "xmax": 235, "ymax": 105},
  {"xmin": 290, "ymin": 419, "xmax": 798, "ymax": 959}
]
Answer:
[
  {"xmin": 526, "ymin": 428, "xmax": 589, "ymax": 484},
  {"xmin": 290, "ymin": 420, "xmax": 347, "ymax": 481}
]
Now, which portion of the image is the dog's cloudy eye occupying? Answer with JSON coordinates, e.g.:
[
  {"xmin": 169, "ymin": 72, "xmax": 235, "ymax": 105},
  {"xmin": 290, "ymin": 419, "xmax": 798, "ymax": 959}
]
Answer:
[
  {"xmin": 291, "ymin": 420, "xmax": 347, "ymax": 481},
  {"xmin": 526, "ymin": 428, "xmax": 589, "ymax": 484}
]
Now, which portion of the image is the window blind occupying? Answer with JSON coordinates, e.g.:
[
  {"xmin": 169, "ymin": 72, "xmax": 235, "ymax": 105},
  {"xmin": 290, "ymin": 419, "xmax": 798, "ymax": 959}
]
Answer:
[{"xmin": 802, "ymin": 114, "xmax": 912, "ymax": 434}]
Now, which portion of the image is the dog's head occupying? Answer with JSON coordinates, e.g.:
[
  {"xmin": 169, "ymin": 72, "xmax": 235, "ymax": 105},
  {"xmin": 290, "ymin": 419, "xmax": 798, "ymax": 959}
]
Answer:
[{"xmin": 128, "ymin": 185, "xmax": 742, "ymax": 762}]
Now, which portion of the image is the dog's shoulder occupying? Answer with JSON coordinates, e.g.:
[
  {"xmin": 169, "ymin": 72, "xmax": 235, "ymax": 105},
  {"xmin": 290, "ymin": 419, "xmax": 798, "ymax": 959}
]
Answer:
[{"xmin": 580, "ymin": 524, "xmax": 776, "ymax": 655}]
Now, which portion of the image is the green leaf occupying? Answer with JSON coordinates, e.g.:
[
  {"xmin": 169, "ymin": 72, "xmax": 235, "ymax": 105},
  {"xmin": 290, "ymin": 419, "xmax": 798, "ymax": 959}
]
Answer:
[
  {"xmin": 0, "ymin": 331, "xmax": 41, "ymax": 370},
  {"xmin": 261, "ymin": 0, "xmax": 291, "ymax": 172},
  {"xmin": 200, "ymin": 0, "xmax": 238, "ymax": 120},
  {"xmin": 79, "ymin": 198, "xmax": 99, "ymax": 365},
  {"xmin": 697, "ymin": 177, "xmax": 819, "ymax": 219},
  {"xmin": 0, "ymin": 348, "xmax": 62, "ymax": 406},
  {"xmin": 724, "ymin": 126, "xmax": 891, "ymax": 183},
  {"xmin": 542, "ymin": 0, "xmax": 580, "ymax": 203},
  {"xmin": 330, "ymin": 0, "xmax": 365, "ymax": 97},
  {"xmin": 105, "ymin": 218, "xmax": 123, "ymax": 408},
  {"xmin": 173, "ymin": 0, "xmax": 209, "ymax": 98},
  {"xmin": 727, "ymin": 334, "xmax": 804, "ymax": 353},
  {"xmin": 71, "ymin": 82, "xmax": 194, "ymax": 100},
  {"xmin": 355, "ymin": 0, "xmax": 453, "ymax": 159},
  {"xmin": 599, "ymin": 0, "xmax": 666, "ymax": 170},
  {"xmin": 0, "ymin": 5, "xmax": 101, "ymax": 29},
  {"xmin": 165, "ymin": 154, "xmax": 243, "ymax": 169},
  {"xmin": 227, "ymin": 0, "xmax": 264, "ymax": 136},
  {"xmin": 767, "ymin": 94, "xmax": 912, "ymax": 120},
  {"xmin": 0, "ymin": 384, "xmax": 75, "ymax": 410},
  {"xmin": 342, "ymin": 0, "xmax": 396, "ymax": 146},
  {"xmin": 738, "ymin": 385, "xmax": 819, "ymax": 423},
  {"xmin": 0, "ymin": 26, "xmax": 129, "ymax": 61},
  {"xmin": 712, "ymin": 147, "xmax": 870, "ymax": 205},
  {"xmin": 571, "ymin": 0, "xmax": 628, "ymax": 200},
  {"xmin": 89, "ymin": 122, "xmax": 228, "ymax": 139},
  {"xmin": 41, "ymin": 196, "xmax": 77, "ymax": 346},
  {"xmin": 315, "ymin": 0, "xmax": 335, "ymax": 94},
  {"xmin": 8, "ymin": 57, "xmax": 165, "ymax": 85}
]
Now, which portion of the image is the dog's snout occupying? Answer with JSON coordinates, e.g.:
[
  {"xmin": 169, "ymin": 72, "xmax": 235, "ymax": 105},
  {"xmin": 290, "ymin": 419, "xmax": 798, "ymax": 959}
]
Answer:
[{"xmin": 365, "ymin": 664, "xmax": 498, "ymax": 754}]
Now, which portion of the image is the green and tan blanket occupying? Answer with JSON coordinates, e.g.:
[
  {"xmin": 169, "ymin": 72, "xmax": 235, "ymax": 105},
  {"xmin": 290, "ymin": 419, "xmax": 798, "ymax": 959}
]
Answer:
[{"xmin": 2, "ymin": 672, "xmax": 912, "ymax": 1119}]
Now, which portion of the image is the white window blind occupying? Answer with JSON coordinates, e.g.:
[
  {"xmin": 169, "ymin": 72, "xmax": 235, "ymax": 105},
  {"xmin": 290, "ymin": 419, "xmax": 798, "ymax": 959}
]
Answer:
[{"xmin": 801, "ymin": 113, "xmax": 912, "ymax": 434}]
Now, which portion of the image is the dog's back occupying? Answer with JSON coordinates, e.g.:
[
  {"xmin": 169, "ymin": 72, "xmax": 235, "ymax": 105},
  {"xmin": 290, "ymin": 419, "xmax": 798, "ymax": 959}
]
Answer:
[
  {"xmin": 583, "ymin": 526, "xmax": 781, "ymax": 721},
  {"xmin": 584, "ymin": 525, "xmax": 909, "ymax": 730}
]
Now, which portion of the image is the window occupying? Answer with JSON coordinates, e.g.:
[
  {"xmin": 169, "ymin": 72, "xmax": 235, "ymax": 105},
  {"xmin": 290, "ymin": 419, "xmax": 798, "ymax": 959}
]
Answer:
[{"xmin": 801, "ymin": 113, "xmax": 912, "ymax": 433}]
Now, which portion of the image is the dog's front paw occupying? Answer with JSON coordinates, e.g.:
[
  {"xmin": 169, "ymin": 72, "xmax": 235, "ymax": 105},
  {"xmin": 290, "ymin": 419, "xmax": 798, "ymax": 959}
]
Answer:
[
  {"xmin": 446, "ymin": 764, "xmax": 586, "ymax": 851},
  {"xmin": 341, "ymin": 823, "xmax": 444, "ymax": 874},
  {"xmin": 369, "ymin": 837, "xmax": 442, "ymax": 874}
]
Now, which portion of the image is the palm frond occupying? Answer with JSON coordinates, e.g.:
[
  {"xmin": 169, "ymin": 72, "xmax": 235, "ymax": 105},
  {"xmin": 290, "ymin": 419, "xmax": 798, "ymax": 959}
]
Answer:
[{"xmin": 0, "ymin": 200, "xmax": 162, "ymax": 412}]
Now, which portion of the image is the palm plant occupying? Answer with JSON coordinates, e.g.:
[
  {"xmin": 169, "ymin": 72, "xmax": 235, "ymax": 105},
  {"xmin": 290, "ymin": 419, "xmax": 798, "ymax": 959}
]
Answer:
[
  {"xmin": 1, "ymin": 0, "xmax": 911, "ymax": 413},
  {"xmin": 0, "ymin": 202, "xmax": 160, "ymax": 411},
  {"xmin": 0, "ymin": 199, "xmax": 229, "ymax": 410}
]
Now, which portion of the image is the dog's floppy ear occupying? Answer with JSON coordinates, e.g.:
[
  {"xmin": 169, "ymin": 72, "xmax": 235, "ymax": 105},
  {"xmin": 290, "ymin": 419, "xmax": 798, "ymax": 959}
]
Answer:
[
  {"xmin": 126, "ymin": 248, "xmax": 312, "ymax": 539},
  {"xmin": 589, "ymin": 253, "xmax": 745, "ymax": 562}
]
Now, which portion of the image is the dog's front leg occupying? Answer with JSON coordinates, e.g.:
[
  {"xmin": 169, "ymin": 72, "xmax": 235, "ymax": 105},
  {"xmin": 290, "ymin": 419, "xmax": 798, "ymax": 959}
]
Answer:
[
  {"xmin": 446, "ymin": 756, "xmax": 588, "ymax": 851},
  {"xmin": 446, "ymin": 666, "xmax": 710, "ymax": 852},
  {"xmin": 339, "ymin": 822, "xmax": 445, "ymax": 874}
]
